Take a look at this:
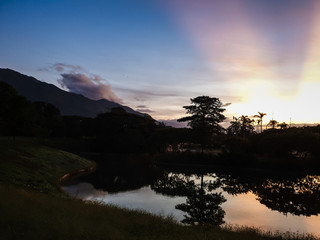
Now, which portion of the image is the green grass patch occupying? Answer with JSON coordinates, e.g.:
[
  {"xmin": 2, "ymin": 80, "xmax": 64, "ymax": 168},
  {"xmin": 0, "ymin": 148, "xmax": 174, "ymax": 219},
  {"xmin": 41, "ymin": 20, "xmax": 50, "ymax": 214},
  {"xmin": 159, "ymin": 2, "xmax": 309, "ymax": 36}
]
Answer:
[{"xmin": 0, "ymin": 138, "xmax": 94, "ymax": 197}]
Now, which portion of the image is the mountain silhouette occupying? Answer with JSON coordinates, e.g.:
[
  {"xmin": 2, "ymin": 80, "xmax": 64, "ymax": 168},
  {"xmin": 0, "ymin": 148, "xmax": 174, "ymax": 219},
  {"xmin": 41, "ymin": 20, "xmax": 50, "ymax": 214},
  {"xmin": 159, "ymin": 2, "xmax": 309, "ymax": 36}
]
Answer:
[{"xmin": 0, "ymin": 68, "xmax": 144, "ymax": 117}]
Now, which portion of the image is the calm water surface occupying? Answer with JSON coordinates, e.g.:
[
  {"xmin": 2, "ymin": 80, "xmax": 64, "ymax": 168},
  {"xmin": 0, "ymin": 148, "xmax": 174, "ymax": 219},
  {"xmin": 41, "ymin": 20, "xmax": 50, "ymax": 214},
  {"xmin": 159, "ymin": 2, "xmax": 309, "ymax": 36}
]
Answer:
[{"xmin": 62, "ymin": 163, "xmax": 320, "ymax": 236}]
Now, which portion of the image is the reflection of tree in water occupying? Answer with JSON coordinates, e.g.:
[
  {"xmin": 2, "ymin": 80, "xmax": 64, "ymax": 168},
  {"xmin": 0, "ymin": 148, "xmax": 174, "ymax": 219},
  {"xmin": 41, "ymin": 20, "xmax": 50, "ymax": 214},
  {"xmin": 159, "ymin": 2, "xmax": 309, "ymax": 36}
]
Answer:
[
  {"xmin": 176, "ymin": 188, "xmax": 225, "ymax": 225},
  {"xmin": 219, "ymin": 174, "xmax": 320, "ymax": 216},
  {"xmin": 152, "ymin": 172, "xmax": 226, "ymax": 225},
  {"xmin": 256, "ymin": 176, "xmax": 320, "ymax": 216},
  {"xmin": 79, "ymin": 163, "xmax": 161, "ymax": 193}
]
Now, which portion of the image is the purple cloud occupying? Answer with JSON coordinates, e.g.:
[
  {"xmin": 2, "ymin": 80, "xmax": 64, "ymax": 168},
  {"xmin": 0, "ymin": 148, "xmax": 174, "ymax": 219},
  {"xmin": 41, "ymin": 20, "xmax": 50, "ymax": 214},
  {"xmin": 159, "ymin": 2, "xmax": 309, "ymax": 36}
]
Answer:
[
  {"xmin": 53, "ymin": 63, "xmax": 84, "ymax": 73},
  {"xmin": 58, "ymin": 73, "xmax": 123, "ymax": 103}
]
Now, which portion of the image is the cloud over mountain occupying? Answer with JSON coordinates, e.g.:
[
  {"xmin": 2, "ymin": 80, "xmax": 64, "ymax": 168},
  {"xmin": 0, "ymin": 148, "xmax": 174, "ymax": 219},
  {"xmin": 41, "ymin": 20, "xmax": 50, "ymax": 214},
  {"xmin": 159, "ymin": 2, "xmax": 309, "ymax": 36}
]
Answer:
[
  {"xmin": 50, "ymin": 63, "xmax": 122, "ymax": 104},
  {"xmin": 58, "ymin": 73, "xmax": 123, "ymax": 103}
]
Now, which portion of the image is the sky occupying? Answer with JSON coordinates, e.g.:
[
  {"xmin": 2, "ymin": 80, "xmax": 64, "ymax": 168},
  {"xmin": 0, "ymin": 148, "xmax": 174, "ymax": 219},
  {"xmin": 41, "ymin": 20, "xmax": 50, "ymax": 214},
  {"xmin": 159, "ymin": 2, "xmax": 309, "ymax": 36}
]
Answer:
[{"xmin": 1, "ymin": 0, "xmax": 320, "ymax": 126}]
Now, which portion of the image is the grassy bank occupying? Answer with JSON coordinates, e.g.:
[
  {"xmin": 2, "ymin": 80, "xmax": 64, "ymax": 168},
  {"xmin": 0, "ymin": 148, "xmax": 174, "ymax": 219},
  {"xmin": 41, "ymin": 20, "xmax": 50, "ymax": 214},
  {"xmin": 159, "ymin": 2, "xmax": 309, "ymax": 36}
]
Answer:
[
  {"xmin": 2, "ymin": 184, "xmax": 318, "ymax": 240},
  {"xmin": 0, "ymin": 138, "xmax": 94, "ymax": 197},
  {"xmin": 0, "ymin": 139, "xmax": 318, "ymax": 239}
]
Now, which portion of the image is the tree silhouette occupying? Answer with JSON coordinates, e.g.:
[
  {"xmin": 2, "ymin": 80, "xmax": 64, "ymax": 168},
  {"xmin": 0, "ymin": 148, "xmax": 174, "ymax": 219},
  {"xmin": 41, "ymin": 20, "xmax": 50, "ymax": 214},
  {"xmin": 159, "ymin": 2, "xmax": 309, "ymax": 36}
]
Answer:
[
  {"xmin": 226, "ymin": 116, "xmax": 241, "ymax": 135},
  {"xmin": 219, "ymin": 173, "xmax": 320, "ymax": 216},
  {"xmin": 175, "ymin": 188, "xmax": 226, "ymax": 225},
  {"xmin": 178, "ymin": 96, "xmax": 226, "ymax": 153},
  {"xmin": 0, "ymin": 82, "xmax": 33, "ymax": 138},
  {"xmin": 254, "ymin": 112, "xmax": 266, "ymax": 133},
  {"xmin": 152, "ymin": 172, "xmax": 226, "ymax": 225},
  {"xmin": 267, "ymin": 119, "xmax": 278, "ymax": 129},
  {"xmin": 227, "ymin": 115, "xmax": 255, "ymax": 136},
  {"xmin": 278, "ymin": 122, "xmax": 288, "ymax": 129}
]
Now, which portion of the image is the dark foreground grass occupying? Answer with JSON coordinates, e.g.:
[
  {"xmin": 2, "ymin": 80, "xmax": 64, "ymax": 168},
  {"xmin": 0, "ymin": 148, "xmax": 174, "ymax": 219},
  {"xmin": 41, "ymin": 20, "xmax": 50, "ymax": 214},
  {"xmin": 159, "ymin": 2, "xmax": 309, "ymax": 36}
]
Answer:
[
  {"xmin": 1, "ymin": 185, "xmax": 318, "ymax": 240},
  {"xmin": 0, "ymin": 138, "xmax": 318, "ymax": 240},
  {"xmin": 0, "ymin": 138, "xmax": 94, "ymax": 197}
]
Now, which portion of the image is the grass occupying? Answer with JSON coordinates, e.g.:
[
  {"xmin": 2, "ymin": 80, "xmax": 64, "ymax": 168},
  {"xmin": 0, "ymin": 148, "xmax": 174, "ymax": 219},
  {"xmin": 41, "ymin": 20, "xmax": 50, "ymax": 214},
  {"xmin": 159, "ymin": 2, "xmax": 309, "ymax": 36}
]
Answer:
[
  {"xmin": 0, "ymin": 138, "xmax": 319, "ymax": 240},
  {"xmin": 0, "ymin": 138, "xmax": 94, "ymax": 197}
]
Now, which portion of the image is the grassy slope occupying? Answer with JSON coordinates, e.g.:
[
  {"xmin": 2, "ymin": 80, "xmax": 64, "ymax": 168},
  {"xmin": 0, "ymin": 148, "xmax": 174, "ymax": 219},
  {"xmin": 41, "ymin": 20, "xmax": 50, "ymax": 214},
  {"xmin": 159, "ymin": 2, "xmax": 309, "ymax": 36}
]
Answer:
[
  {"xmin": 0, "ymin": 139, "xmax": 94, "ymax": 197},
  {"xmin": 0, "ymin": 139, "xmax": 318, "ymax": 240}
]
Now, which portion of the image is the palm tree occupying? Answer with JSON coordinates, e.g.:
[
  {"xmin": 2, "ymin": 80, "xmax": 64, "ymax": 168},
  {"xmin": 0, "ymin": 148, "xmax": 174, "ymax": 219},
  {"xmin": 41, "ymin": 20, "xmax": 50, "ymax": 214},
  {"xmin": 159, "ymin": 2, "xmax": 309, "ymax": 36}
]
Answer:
[
  {"xmin": 267, "ymin": 119, "xmax": 278, "ymax": 129},
  {"xmin": 254, "ymin": 112, "xmax": 266, "ymax": 133},
  {"xmin": 227, "ymin": 116, "xmax": 241, "ymax": 135},
  {"xmin": 239, "ymin": 115, "xmax": 255, "ymax": 136}
]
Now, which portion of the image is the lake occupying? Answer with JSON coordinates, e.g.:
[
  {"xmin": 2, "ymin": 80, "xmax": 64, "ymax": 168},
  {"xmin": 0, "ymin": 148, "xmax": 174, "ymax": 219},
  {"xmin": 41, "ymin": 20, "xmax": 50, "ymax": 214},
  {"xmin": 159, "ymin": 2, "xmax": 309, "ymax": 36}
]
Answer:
[{"xmin": 62, "ymin": 162, "xmax": 320, "ymax": 236}]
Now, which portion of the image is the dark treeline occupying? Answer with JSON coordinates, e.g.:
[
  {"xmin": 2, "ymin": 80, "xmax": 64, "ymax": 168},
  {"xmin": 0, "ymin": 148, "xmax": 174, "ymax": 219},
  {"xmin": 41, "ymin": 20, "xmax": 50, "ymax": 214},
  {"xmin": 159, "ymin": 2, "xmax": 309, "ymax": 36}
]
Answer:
[
  {"xmin": 0, "ymin": 82, "xmax": 64, "ymax": 138},
  {"xmin": 0, "ymin": 82, "xmax": 189, "ymax": 153},
  {"xmin": 1, "ymin": 82, "xmax": 320, "ymax": 170},
  {"xmin": 221, "ymin": 125, "xmax": 320, "ymax": 170}
]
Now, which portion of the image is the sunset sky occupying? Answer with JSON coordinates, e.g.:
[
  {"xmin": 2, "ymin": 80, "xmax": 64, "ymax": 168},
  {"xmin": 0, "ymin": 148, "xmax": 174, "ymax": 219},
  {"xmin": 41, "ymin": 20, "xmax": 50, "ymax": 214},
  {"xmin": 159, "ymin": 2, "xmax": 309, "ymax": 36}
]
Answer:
[{"xmin": 1, "ymin": 0, "xmax": 320, "ymax": 126}]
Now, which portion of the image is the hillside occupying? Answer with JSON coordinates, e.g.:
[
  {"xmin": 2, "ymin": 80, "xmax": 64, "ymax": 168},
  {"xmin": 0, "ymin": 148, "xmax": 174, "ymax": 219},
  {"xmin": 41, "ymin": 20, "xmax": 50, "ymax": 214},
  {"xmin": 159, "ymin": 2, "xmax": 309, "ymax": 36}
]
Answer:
[{"xmin": 0, "ymin": 68, "xmax": 144, "ymax": 117}]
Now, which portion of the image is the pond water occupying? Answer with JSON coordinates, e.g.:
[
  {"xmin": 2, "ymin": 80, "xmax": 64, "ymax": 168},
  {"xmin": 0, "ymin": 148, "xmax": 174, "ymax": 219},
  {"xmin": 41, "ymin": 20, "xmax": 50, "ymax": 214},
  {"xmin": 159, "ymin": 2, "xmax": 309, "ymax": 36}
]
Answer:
[{"xmin": 62, "ymin": 163, "xmax": 320, "ymax": 236}]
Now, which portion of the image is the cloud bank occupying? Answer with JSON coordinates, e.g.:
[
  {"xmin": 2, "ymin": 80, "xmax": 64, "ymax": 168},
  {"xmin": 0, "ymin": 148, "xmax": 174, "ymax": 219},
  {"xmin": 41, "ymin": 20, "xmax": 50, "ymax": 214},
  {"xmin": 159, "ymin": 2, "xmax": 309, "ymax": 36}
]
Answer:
[
  {"xmin": 58, "ymin": 73, "xmax": 123, "ymax": 103},
  {"xmin": 53, "ymin": 63, "xmax": 122, "ymax": 104}
]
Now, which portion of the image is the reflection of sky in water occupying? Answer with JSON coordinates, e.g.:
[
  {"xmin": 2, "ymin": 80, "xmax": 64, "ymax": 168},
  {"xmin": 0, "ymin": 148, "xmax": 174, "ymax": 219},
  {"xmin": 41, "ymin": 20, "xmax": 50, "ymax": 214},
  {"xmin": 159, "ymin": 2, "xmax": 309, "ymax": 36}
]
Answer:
[
  {"xmin": 222, "ymin": 191, "xmax": 320, "ymax": 236},
  {"xmin": 63, "ymin": 183, "xmax": 185, "ymax": 221},
  {"xmin": 63, "ymin": 183, "xmax": 107, "ymax": 201},
  {"xmin": 63, "ymin": 182, "xmax": 320, "ymax": 237},
  {"xmin": 101, "ymin": 186, "xmax": 185, "ymax": 220}
]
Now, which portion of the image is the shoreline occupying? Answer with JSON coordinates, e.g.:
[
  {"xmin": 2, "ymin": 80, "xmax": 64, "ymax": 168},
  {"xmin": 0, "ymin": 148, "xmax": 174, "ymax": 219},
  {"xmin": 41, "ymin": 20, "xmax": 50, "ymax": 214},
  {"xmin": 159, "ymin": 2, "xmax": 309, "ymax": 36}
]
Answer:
[{"xmin": 59, "ymin": 163, "xmax": 96, "ymax": 191}]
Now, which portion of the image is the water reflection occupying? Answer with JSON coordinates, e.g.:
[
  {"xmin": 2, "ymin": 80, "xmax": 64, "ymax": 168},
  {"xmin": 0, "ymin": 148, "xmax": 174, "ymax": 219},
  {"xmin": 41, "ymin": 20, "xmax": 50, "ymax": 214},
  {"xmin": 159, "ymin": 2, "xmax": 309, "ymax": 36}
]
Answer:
[
  {"xmin": 152, "ymin": 173, "xmax": 225, "ymax": 225},
  {"xmin": 63, "ymin": 182, "xmax": 107, "ymax": 200},
  {"xmin": 219, "ymin": 174, "xmax": 320, "ymax": 216},
  {"xmin": 66, "ymin": 164, "xmax": 320, "ymax": 228},
  {"xmin": 77, "ymin": 162, "xmax": 161, "ymax": 193}
]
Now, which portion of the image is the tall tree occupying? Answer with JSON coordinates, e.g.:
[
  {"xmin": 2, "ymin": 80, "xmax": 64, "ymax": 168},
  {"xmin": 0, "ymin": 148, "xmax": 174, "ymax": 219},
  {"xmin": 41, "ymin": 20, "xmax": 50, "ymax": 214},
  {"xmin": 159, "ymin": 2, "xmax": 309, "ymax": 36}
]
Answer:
[
  {"xmin": 178, "ymin": 96, "xmax": 226, "ymax": 153},
  {"xmin": 254, "ymin": 112, "xmax": 266, "ymax": 133}
]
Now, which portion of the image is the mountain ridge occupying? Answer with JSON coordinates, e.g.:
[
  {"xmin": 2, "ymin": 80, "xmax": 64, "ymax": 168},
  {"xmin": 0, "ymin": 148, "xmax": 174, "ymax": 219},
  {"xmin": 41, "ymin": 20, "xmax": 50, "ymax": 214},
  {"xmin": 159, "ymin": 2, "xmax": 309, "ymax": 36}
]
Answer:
[{"xmin": 0, "ymin": 68, "xmax": 145, "ymax": 118}]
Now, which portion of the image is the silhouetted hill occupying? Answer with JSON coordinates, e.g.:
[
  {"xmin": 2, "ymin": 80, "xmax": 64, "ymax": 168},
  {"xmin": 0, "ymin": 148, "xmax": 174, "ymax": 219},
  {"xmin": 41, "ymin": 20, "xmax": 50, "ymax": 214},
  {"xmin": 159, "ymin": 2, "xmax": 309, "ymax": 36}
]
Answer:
[{"xmin": 0, "ymin": 68, "xmax": 144, "ymax": 117}]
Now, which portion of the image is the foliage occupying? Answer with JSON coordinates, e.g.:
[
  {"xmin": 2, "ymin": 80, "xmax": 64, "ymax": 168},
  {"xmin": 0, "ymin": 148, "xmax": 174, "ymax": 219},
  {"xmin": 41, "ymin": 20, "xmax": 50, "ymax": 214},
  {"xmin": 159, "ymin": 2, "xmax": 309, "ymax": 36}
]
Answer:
[
  {"xmin": 278, "ymin": 122, "xmax": 289, "ymax": 129},
  {"xmin": 178, "ymin": 96, "xmax": 226, "ymax": 152},
  {"xmin": 151, "ymin": 127, "xmax": 192, "ymax": 152},
  {"xmin": 227, "ymin": 115, "xmax": 255, "ymax": 137},
  {"xmin": 0, "ymin": 81, "xmax": 168, "ymax": 153},
  {"xmin": 0, "ymin": 82, "xmax": 64, "ymax": 138},
  {"xmin": 88, "ymin": 111, "xmax": 157, "ymax": 153},
  {"xmin": 219, "ymin": 172, "xmax": 320, "ymax": 217},
  {"xmin": 253, "ymin": 112, "xmax": 267, "ymax": 133},
  {"xmin": 251, "ymin": 127, "xmax": 320, "ymax": 160},
  {"xmin": 267, "ymin": 119, "xmax": 279, "ymax": 129},
  {"xmin": 153, "ymin": 172, "xmax": 226, "ymax": 225},
  {"xmin": 0, "ymin": 82, "xmax": 32, "ymax": 137},
  {"xmin": 176, "ymin": 189, "xmax": 226, "ymax": 225}
]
